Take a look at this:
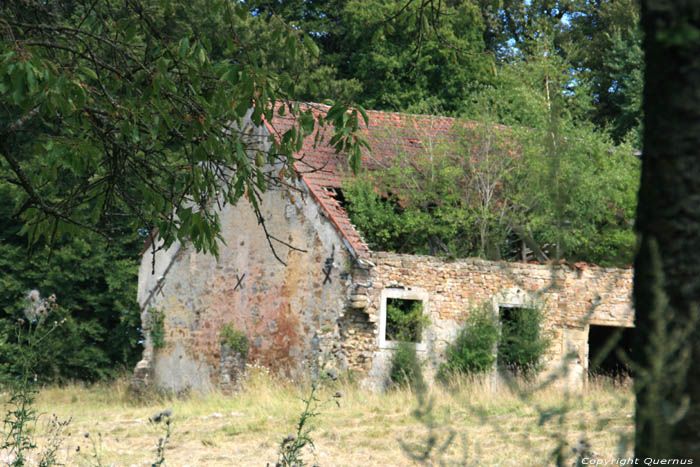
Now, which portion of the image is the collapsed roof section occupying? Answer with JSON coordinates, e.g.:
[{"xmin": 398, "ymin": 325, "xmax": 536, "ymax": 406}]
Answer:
[{"xmin": 266, "ymin": 102, "xmax": 474, "ymax": 258}]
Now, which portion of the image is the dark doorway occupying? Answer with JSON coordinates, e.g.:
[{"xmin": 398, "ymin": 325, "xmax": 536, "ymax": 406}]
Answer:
[{"xmin": 588, "ymin": 325, "xmax": 634, "ymax": 378}]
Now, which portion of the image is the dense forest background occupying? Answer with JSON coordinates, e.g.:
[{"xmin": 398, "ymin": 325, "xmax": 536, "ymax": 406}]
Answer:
[{"xmin": 1, "ymin": 0, "xmax": 643, "ymax": 382}]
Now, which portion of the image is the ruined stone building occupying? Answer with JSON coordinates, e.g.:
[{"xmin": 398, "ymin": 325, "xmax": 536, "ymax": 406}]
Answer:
[{"xmin": 131, "ymin": 104, "xmax": 634, "ymax": 393}]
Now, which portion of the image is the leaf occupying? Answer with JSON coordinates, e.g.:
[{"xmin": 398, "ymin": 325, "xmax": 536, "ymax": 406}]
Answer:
[
  {"xmin": 26, "ymin": 65, "xmax": 37, "ymax": 93},
  {"xmin": 178, "ymin": 37, "xmax": 190, "ymax": 58},
  {"xmin": 303, "ymin": 38, "xmax": 320, "ymax": 58},
  {"xmin": 234, "ymin": 4, "xmax": 248, "ymax": 20},
  {"xmin": 356, "ymin": 105, "xmax": 369, "ymax": 127},
  {"xmin": 125, "ymin": 23, "xmax": 138, "ymax": 43},
  {"xmin": 82, "ymin": 67, "xmax": 98, "ymax": 81}
]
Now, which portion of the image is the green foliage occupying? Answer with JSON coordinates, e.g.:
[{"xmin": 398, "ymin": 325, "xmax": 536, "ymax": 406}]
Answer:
[
  {"xmin": 344, "ymin": 82, "xmax": 640, "ymax": 266},
  {"xmin": 219, "ymin": 324, "xmax": 249, "ymax": 357},
  {"xmin": 514, "ymin": 112, "xmax": 640, "ymax": 266},
  {"xmin": 389, "ymin": 341, "xmax": 425, "ymax": 391},
  {"xmin": 438, "ymin": 304, "xmax": 499, "ymax": 379},
  {"xmin": 0, "ymin": 219, "xmax": 140, "ymax": 383},
  {"xmin": 476, "ymin": 0, "xmax": 643, "ymax": 144},
  {"xmin": 257, "ymin": 0, "xmax": 496, "ymax": 114},
  {"xmin": 149, "ymin": 308, "xmax": 165, "ymax": 351},
  {"xmin": 438, "ymin": 302, "xmax": 550, "ymax": 381},
  {"xmin": 386, "ymin": 299, "xmax": 426, "ymax": 343},
  {"xmin": 497, "ymin": 306, "xmax": 551, "ymax": 376},
  {"xmin": 0, "ymin": 51, "xmax": 143, "ymax": 380},
  {"xmin": 0, "ymin": 0, "xmax": 368, "ymax": 256}
]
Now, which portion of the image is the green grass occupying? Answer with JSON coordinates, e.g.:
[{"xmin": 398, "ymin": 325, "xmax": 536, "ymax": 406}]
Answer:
[{"xmin": 0, "ymin": 369, "xmax": 634, "ymax": 466}]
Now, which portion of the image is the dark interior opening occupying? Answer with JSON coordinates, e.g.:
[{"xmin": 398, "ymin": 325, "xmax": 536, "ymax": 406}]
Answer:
[
  {"xmin": 324, "ymin": 187, "xmax": 349, "ymax": 211},
  {"xmin": 386, "ymin": 298, "xmax": 423, "ymax": 343},
  {"xmin": 588, "ymin": 324, "xmax": 634, "ymax": 378}
]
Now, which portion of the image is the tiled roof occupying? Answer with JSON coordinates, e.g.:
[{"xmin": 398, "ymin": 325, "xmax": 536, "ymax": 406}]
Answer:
[{"xmin": 267, "ymin": 103, "xmax": 473, "ymax": 258}]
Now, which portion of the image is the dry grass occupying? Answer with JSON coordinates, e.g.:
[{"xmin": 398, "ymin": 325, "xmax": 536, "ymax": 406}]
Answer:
[{"xmin": 3, "ymin": 369, "xmax": 634, "ymax": 466}]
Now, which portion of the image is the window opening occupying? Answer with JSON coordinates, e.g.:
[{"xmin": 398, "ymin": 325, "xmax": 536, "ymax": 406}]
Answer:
[{"xmin": 386, "ymin": 298, "xmax": 424, "ymax": 343}]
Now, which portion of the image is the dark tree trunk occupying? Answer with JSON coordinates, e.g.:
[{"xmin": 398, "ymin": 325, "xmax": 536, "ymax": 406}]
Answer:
[{"xmin": 634, "ymin": 0, "xmax": 700, "ymax": 459}]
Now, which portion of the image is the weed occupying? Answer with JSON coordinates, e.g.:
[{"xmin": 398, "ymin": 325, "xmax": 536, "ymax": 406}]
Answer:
[
  {"xmin": 149, "ymin": 308, "xmax": 166, "ymax": 350},
  {"xmin": 1, "ymin": 291, "xmax": 65, "ymax": 466},
  {"xmin": 273, "ymin": 363, "xmax": 339, "ymax": 467},
  {"xmin": 497, "ymin": 305, "xmax": 551, "ymax": 376},
  {"xmin": 386, "ymin": 299, "xmax": 427, "ymax": 343},
  {"xmin": 438, "ymin": 303, "xmax": 499, "ymax": 380},
  {"xmin": 85, "ymin": 432, "xmax": 105, "ymax": 467},
  {"xmin": 389, "ymin": 341, "xmax": 424, "ymax": 391},
  {"xmin": 218, "ymin": 324, "xmax": 249, "ymax": 357},
  {"xmin": 38, "ymin": 414, "xmax": 71, "ymax": 467},
  {"xmin": 152, "ymin": 417, "xmax": 172, "ymax": 467},
  {"xmin": 274, "ymin": 381, "xmax": 321, "ymax": 466}
]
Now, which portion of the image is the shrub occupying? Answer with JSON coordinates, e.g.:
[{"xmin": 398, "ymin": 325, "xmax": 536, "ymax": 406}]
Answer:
[
  {"xmin": 438, "ymin": 304, "xmax": 499, "ymax": 380},
  {"xmin": 497, "ymin": 306, "xmax": 550, "ymax": 376},
  {"xmin": 219, "ymin": 323, "xmax": 249, "ymax": 357},
  {"xmin": 389, "ymin": 341, "xmax": 424, "ymax": 391}
]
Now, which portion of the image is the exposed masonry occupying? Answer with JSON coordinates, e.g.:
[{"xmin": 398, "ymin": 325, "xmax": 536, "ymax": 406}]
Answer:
[
  {"xmin": 355, "ymin": 253, "xmax": 633, "ymax": 390},
  {"xmin": 132, "ymin": 104, "xmax": 635, "ymax": 393}
]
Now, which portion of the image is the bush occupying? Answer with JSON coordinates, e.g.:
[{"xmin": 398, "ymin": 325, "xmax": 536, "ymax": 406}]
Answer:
[
  {"xmin": 219, "ymin": 324, "xmax": 249, "ymax": 357},
  {"xmin": 497, "ymin": 306, "xmax": 550, "ymax": 376},
  {"xmin": 438, "ymin": 304, "xmax": 499, "ymax": 380},
  {"xmin": 389, "ymin": 341, "xmax": 424, "ymax": 391}
]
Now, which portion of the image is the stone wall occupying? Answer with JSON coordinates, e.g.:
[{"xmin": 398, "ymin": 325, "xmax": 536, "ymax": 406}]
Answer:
[{"xmin": 344, "ymin": 253, "xmax": 634, "ymax": 390}]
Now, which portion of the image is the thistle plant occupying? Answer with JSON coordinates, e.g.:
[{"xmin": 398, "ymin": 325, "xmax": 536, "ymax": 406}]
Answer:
[
  {"xmin": 1, "ymin": 290, "xmax": 66, "ymax": 466},
  {"xmin": 151, "ymin": 416, "xmax": 172, "ymax": 467},
  {"xmin": 274, "ymin": 364, "xmax": 339, "ymax": 466}
]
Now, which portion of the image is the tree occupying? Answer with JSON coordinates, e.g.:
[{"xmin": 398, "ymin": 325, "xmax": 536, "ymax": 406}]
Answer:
[
  {"xmin": 633, "ymin": 0, "xmax": 700, "ymax": 459},
  {"xmin": 563, "ymin": 0, "xmax": 643, "ymax": 145},
  {"xmin": 0, "ymin": 0, "xmax": 368, "ymax": 259},
  {"xmin": 255, "ymin": 0, "xmax": 497, "ymax": 115},
  {"xmin": 1, "ymin": 0, "xmax": 371, "ymax": 382},
  {"xmin": 476, "ymin": 0, "xmax": 643, "ymax": 144}
]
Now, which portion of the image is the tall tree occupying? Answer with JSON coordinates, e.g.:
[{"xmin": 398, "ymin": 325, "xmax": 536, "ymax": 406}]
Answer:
[
  {"xmin": 633, "ymin": 0, "xmax": 700, "ymax": 459},
  {"xmin": 564, "ymin": 0, "xmax": 643, "ymax": 144},
  {"xmin": 477, "ymin": 0, "xmax": 643, "ymax": 143},
  {"xmin": 255, "ymin": 0, "xmax": 496, "ymax": 114}
]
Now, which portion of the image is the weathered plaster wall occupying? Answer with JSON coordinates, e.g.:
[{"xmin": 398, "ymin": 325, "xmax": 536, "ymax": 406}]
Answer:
[
  {"xmin": 133, "ymin": 184, "xmax": 355, "ymax": 393},
  {"xmin": 344, "ymin": 253, "xmax": 634, "ymax": 390}
]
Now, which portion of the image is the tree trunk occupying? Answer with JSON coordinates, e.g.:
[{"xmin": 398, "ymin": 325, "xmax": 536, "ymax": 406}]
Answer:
[{"xmin": 634, "ymin": 0, "xmax": 700, "ymax": 459}]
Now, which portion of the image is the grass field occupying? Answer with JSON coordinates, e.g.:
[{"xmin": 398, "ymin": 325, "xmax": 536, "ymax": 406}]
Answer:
[{"xmin": 2, "ymin": 368, "xmax": 634, "ymax": 466}]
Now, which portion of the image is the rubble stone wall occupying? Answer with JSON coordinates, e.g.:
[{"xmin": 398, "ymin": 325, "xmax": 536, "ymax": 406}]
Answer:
[{"xmin": 346, "ymin": 253, "xmax": 633, "ymax": 390}]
